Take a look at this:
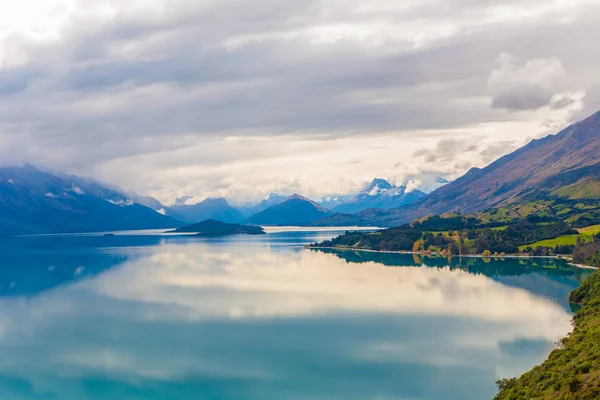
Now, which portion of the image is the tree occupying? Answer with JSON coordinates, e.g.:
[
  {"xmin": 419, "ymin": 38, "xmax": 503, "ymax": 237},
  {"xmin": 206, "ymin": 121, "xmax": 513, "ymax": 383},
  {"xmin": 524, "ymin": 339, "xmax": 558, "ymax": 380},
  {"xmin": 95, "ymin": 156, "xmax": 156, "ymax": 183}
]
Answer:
[{"xmin": 412, "ymin": 240, "xmax": 422, "ymax": 253}]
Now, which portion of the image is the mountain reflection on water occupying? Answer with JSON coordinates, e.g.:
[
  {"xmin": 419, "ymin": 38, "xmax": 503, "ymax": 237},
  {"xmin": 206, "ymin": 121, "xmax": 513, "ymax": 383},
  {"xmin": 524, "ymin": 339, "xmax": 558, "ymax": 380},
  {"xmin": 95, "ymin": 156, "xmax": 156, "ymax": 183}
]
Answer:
[{"xmin": 0, "ymin": 229, "xmax": 589, "ymax": 400}]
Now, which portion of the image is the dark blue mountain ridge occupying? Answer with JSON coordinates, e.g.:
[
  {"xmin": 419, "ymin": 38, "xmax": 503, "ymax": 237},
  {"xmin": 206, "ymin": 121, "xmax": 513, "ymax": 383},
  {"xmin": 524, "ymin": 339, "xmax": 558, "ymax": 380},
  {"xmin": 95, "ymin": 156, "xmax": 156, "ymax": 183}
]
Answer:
[
  {"xmin": 0, "ymin": 164, "xmax": 183, "ymax": 235},
  {"xmin": 247, "ymin": 194, "xmax": 334, "ymax": 226}
]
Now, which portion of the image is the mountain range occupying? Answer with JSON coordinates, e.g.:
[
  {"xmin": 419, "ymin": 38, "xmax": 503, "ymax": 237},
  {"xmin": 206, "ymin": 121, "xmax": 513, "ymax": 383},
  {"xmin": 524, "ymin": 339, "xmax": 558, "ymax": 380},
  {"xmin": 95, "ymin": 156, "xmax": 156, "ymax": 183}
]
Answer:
[
  {"xmin": 151, "ymin": 178, "xmax": 429, "ymax": 227},
  {"xmin": 3, "ymin": 110, "xmax": 599, "ymax": 233},
  {"xmin": 0, "ymin": 168, "xmax": 423, "ymax": 234},
  {"xmin": 326, "ymin": 110, "xmax": 600, "ymax": 227}
]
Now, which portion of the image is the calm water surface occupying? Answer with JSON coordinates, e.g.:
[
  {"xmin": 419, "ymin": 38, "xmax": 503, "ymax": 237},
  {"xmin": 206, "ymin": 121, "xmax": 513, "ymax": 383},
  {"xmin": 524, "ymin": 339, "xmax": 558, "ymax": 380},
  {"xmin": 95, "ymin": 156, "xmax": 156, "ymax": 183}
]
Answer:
[{"xmin": 0, "ymin": 228, "xmax": 590, "ymax": 400}]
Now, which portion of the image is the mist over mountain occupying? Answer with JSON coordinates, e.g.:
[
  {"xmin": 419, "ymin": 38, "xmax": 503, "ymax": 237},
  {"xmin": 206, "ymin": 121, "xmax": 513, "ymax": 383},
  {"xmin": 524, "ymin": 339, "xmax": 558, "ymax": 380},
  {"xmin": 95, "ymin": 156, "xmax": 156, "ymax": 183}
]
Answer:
[
  {"xmin": 417, "ymin": 177, "xmax": 452, "ymax": 194},
  {"xmin": 168, "ymin": 198, "xmax": 245, "ymax": 224},
  {"xmin": 247, "ymin": 194, "xmax": 334, "ymax": 226},
  {"xmin": 238, "ymin": 193, "xmax": 288, "ymax": 217}
]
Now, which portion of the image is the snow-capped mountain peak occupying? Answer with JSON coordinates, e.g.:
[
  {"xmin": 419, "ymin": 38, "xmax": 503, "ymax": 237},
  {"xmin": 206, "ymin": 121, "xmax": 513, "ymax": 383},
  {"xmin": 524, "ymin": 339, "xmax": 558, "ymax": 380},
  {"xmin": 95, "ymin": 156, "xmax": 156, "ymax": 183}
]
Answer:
[{"xmin": 333, "ymin": 178, "xmax": 425, "ymax": 214}]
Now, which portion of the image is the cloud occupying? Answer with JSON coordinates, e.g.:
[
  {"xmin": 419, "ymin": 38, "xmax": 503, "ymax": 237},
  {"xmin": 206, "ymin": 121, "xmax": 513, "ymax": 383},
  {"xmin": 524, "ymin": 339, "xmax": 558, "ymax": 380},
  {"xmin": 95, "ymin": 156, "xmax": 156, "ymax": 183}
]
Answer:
[
  {"xmin": 487, "ymin": 53, "xmax": 582, "ymax": 112},
  {"xmin": 491, "ymin": 84, "xmax": 554, "ymax": 111},
  {"xmin": 0, "ymin": 0, "xmax": 598, "ymax": 201},
  {"xmin": 174, "ymin": 195, "xmax": 194, "ymax": 206},
  {"xmin": 413, "ymin": 138, "xmax": 479, "ymax": 163},
  {"xmin": 479, "ymin": 141, "xmax": 518, "ymax": 164}
]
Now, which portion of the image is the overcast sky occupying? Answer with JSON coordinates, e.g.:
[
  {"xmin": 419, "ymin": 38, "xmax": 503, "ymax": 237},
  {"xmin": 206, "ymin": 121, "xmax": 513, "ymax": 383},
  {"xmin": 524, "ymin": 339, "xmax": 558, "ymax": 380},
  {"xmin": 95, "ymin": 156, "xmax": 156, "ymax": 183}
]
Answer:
[{"xmin": 0, "ymin": 0, "xmax": 599, "ymax": 205}]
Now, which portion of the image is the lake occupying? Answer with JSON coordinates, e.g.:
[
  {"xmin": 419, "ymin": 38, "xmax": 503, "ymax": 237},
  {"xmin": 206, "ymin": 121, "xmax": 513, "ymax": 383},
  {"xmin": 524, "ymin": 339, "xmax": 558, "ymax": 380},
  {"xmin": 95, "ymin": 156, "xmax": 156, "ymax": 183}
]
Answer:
[{"xmin": 0, "ymin": 228, "xmax": 590, "ymax": 400}]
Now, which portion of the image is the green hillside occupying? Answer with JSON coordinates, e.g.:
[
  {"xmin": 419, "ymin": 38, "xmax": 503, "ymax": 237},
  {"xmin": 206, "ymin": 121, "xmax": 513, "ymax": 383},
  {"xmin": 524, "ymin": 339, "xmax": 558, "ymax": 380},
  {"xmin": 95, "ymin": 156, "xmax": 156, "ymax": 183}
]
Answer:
[{"xmin": 494, "ymin": 270, "xmax": 600, "ymax": 400}]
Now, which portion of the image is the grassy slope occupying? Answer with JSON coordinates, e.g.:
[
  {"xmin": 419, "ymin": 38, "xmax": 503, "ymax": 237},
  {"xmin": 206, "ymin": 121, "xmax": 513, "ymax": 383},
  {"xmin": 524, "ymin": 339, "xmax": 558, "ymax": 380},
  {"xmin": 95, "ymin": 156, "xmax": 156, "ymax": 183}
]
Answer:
[
  {"xmin": 494, "ymin": 270, "xmax": 600, "ymax": 400},
  {"xmin": 553, "ymin": 177, "xmax": 600, "ymax": 200},
  {"xmin": 519, "ymin": 224, "xmax": 600, "ymax": 251},
  {"xmin": 578, "ymin": 225, "xmax": 600, "ymax": 235},
  {"xmin": 477, "ymin": 200, "xmax": 600, "ymax": 228}
]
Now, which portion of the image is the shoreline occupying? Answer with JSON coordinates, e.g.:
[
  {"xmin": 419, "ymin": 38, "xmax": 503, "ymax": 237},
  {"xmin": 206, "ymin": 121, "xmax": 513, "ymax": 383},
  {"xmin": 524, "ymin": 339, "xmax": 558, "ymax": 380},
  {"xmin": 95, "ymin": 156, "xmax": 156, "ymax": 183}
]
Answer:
[{"xmin": 307, "ymin": 246, "xmax": 599, "ymax": 270}]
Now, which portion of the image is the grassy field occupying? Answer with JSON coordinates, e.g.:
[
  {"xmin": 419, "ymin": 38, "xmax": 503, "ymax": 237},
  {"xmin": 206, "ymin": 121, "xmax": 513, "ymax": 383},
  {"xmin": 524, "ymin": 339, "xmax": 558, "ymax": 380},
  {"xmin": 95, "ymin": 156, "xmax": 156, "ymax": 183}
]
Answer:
[
  {"xmin": 519, "ymin": 224, "xmax": 600, "ymax": 251},
  {"xmin": 578, "ymin": 224, "xmax": 600, "ymax": 235}
]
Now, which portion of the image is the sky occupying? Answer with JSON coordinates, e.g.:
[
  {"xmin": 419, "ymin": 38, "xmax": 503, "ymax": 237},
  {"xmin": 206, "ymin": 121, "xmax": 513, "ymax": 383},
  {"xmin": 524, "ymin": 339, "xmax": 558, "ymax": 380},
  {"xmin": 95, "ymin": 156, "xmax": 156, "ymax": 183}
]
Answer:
[{"xmin": 0, "ymin": 0, "xmax": 599, "ymax": 205}]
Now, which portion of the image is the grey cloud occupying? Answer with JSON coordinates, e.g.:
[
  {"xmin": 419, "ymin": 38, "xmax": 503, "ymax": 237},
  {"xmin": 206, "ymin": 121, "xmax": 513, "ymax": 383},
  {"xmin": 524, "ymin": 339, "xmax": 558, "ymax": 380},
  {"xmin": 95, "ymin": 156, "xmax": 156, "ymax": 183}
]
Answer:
[
  {"xmin": 487, "ymin": 53, "xmax": 572, "ymax": 112},
  {"xmin": 0, "ymin": 0, "xmax": 598, "ymax": 199},
  {"xmin": 414, "ymin": 139, "xmax": 479, "ymax": 163},
  {"xmin": 548, "ymin": 94, "xmax": 577, "ymax": 110},
  {"xmin": 0, "ymin": 68, "xmax": 33, "ymax": 95},
  {"xmin": 479, "ymin": 141, "xmax": 517, "ymax": 164},
  {"xmin": 576, "ymin": 85, "xmax": 600, "ymax": 121},
  {"xmin": 491, "ymin": 84, "xmax": 554, "ymax": 111},
  {"xmin": 175, "ymin": 195, "xmax": 194, "ymax": 205}
]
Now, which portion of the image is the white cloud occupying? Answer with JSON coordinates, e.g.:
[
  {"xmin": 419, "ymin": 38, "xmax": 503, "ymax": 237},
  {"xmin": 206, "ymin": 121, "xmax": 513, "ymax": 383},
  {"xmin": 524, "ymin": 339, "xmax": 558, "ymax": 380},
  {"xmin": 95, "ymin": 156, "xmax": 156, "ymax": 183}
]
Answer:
[
  {"xmin": 70, "ymin": 185, "xmax": 84, "ymax": 195},
  {"xmin": 107, "ymin": 198, "xmax": 134, "ymax": 206},
  {"xmin": 404, "ymin": 179, "xmax": 421, "ymax": 193}
]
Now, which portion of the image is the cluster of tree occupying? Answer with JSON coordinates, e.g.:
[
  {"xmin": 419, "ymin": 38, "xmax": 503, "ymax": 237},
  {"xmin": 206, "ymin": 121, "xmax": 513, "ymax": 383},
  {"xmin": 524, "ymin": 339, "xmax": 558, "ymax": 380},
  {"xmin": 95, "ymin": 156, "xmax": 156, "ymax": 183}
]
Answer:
[
  {"xmin": 421, "ymin": 232, "xmax": 452, "ymax": 250},
  {"xmin": 313, "ymin": 228, "xmax": 422, "ymax": 252},
  {"xmin": 311, "ymin": 218, "xmax": 578, "ymax": 256},
  {"xmin": 521, "ymin": 244, "xmax": 576, "ymax": 256},
  {"xmin": 572, "ymin": 236, "xmax": 600, "ymax": 268},
  {"xmin": 411, "ymin": 215, "xmax": 484, "ymax": 230}
]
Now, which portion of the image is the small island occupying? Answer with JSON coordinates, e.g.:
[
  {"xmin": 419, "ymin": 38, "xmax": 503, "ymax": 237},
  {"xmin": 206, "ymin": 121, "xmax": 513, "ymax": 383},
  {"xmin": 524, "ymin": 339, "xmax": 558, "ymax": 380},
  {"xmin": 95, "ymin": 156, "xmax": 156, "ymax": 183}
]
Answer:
[{"xmin": 167, "ymin": 219, "xmax": 266, "ymax": 236}]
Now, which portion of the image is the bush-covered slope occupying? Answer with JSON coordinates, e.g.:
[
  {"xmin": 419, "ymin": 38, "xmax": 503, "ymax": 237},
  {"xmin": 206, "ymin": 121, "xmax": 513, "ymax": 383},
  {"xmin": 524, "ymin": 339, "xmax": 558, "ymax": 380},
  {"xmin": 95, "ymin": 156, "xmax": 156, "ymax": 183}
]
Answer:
[{"xmin": 494, "ymin": 270, "xmax": 600, "ymax": 400}]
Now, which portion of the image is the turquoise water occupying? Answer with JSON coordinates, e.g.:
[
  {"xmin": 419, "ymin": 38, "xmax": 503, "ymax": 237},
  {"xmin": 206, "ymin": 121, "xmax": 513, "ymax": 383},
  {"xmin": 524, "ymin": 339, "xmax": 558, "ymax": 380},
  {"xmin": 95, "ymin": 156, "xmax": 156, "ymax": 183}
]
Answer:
[{"xmin": 0, "ymin": 228, "xmax": 590, "ymax": 400}]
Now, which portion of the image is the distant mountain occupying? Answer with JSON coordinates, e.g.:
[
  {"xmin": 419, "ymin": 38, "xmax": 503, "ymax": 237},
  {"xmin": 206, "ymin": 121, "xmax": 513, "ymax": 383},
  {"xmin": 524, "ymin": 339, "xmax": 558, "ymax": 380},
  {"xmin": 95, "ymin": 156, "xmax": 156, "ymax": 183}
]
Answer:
[
  {"xmin": 239, "ymin": 193, "xmax": 287, "ymax": 217},
  {"xmin": 169, "ymin": 198, "xmax": 245, "ymax": 224},
  {"xmin": 333, "ymin": 178, "xmax": 426, "ymax": 214},
  {"xmin": 247, "ymin": 194, "xmax": 334, "ymax": 226},
  {"xmin": 0, "ymin": 164, "xmax": 182, "ymax": 235},
  {"xmin": 169, "ymin": 219, "xmax": 265, "ymax": 236},
  {"xmin": 340, "ymin": 110, "xmax": 600, "ymax": 227}
]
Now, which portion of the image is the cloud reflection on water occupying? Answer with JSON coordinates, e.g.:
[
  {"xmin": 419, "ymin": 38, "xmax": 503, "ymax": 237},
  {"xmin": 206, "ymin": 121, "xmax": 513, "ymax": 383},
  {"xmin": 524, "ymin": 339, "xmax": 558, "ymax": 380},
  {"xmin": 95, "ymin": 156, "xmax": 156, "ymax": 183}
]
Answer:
[{"xmin": 0, "ymin": 239, "xmax": 579, "ymax": 400}]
